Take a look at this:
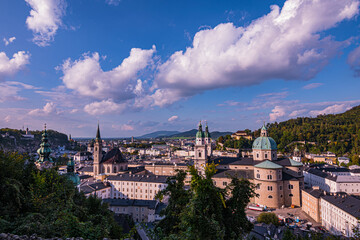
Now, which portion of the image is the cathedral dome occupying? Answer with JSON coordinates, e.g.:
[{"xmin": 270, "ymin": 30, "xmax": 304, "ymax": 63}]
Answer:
[{"xmin": 252, "ymin": 137, "xmax": 277, "ymax": 150}]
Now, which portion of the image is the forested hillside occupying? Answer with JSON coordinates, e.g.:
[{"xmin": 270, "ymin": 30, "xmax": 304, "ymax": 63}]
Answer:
[
  {"xmin": 0, "ymin": 128, "xmax": 70, "ymax": 153},
  {"xmin": 263, "ymin": 106, "xmax": 360, "ymax": 156}
]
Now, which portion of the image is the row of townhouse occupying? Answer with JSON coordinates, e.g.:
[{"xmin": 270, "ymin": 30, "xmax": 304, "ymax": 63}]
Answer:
[
  {"xmin": 304, "ymin": 167, "xmax": 360, "ymax": 195},
  {"xmin": 302, "ymin": 188, "xmax": 360, "ymax": 238},
  {"xmin": 106, "ymin": 174, "xmax": 168, "ymax": 200}
]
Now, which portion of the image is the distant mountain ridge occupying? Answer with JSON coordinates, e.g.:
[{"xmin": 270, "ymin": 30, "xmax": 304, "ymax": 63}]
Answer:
[
  {"xmin": 138, "ymin": 129, "xmax": 233, "ymax": 139},
  {"xmin": 137, "ymin": 131, "xmax": 180, "ymax": 138}
]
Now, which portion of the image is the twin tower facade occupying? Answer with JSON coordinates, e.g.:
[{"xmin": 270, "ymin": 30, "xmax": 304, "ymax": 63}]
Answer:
[{"xmin": 194, "ymin": 121, "xmax": 213, "ymax": 175}]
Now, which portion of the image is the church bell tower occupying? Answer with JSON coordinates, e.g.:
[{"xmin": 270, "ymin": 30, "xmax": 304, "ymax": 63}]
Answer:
[{"xmin": 93, "ymin": 123, "xmax": 102, "ymax": 176}]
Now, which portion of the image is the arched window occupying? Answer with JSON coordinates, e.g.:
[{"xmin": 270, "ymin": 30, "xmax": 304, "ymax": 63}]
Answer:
[
  {"xmin": 95, "ymin": 147, "xmax": 97, "ymax": 151},
  {"xmin": 199, "ymin": 152, "xmax": 202, "ymax": 157},
  {"xmin": 256, "ymin": 153, "xmax": 259, "ymax": 158},
  {"xmin": 268, "ymin": 195, "xmax": 273, "ymax": 198},
  {"xmin": 114, "ymin": 166, "xmax": 117, "ymax": 173},
  {"xmin": 265, "ymin": 154, "xmax": 268, "ymax": 159},
  {"xmin": 256, "ymin": 174, "xmax": 260, "ymax": 178},
  {"xmin": 267, "ymin": 186, "xmax": 273, "ymax": 191},
  {"xmin": 289, "ymin": 194, "xmax": 293, "ymax": 197},
  {"xmin": 267, "ymin": 175, "xmax": 273, "ymax": 180},
  {"xmin": 107, "ymin": 166, "xmax": 110, "ymax": 173}
]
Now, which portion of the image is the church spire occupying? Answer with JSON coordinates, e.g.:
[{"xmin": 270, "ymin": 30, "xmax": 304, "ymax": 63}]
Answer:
[
  {"xmin": 96, "ymin": 121, "xmax": 101, "ymax": 140},
  {"xmin": 37, "ymin": 123, "xmax": 52, "ymax": 163}
]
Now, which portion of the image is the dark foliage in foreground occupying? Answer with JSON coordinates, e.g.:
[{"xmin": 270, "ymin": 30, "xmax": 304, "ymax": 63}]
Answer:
[{"xmin": 0, "ymin": 151, "xmax": 124, "ymax": 239}]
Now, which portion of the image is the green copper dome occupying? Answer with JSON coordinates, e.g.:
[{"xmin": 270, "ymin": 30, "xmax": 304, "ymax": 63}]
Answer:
[
  {"xmin": 66, "ymin": 158, "xmax": 80, "ymax": 185},
  {"xmin": 37, "ymin": 125, "xmax": 52, "ymax": 163},
  {"xmin": 252, "ymin": 136, "xmax": 277, "ymax": 150},
  {"xmin": 196, "ymin": 122, "xmax": 205, "ymax": 138}
]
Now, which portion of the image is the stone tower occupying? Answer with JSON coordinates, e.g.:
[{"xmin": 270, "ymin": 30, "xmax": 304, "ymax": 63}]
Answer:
[
  {"xmin": 36, "ymin": 124, "xmax": 53, "ymax": 169},
  {"xmin": 194, "ymin": 121, "xmax": 208, "ymax": 175},
  {"xmin": 204, "ymin": 122, "xmax": 212, "ymax": 157},
  {"xmin": 93, "ymin": 123, "xmax": 102, "ymax": 176}
]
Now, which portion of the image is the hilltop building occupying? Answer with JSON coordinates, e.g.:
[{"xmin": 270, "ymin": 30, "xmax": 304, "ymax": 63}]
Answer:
[
  {"xmin": 231, "ymin": 130, "xmax": 253, "ymax": 140},
  {"xmin": 36, "ymin": 124, "xmax": 53, "ymax": 169}
]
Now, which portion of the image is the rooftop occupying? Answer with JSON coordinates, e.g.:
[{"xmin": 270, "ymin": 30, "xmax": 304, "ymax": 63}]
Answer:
[
  {"xmin": 321, "ymin": 194, "xmax": 360, "ymax": 219},
  {"xmin": 102, "ymin": 198, "xmax": 158, "ymax": 209},
  {"xmin": 107, "ymin": 174, "xmax": 168, "ymax": 183},
  {"xmin": 254, "ymin": 160, "xmax": 282, "ymax": 169}
]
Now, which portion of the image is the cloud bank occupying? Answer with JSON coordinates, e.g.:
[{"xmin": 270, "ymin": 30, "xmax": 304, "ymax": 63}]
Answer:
[
  {"xmin": 0, "ymin": 51, "xmax": 30, "ymax": 81},
  {"xmin": 25, "ymin": 0, "xmax": 66, "ymax": 46},
  {"xmin": 153, "ymin": 0, "xmax": 359, "ymax": 105}
]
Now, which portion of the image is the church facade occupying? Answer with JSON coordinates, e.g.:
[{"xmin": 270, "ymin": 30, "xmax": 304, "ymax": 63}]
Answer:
[
  {"xmin": 194, "ymin": 123, "xmax": 304, "ymax": 209},
  {"xmin": 93, "ymin": 124, "xmax": 128, "ymax": 176}
]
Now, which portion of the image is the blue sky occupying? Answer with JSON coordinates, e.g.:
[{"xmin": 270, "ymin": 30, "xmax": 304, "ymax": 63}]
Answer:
[{"xmin": 0, "ymin": 0, "xmax": 360, "ymax": 137}]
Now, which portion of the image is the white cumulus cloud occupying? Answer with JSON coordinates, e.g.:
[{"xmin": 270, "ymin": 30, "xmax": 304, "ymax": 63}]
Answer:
[
  {"xmin": 153, "ymin": 0, "xmax": 360, "ymax": 106},
  {"xmin": 168, "ymin": 115, "xmax": 179, "ymax": 122},
  {"xmin": 309, "ymin": 104, "xmax": 352, "ymax": 116},
  {"xmin": 84, "ymin": 99, "xmax": 126, "ymax": 115},
  {"xmin": 3, "ymin": 37, "xmax": 16, "ymax": 46},
  {"xmin": 0, "ymin": 51, "xmax": 30, "ymax": 81},
  {"xmin": 25, "ymin": 0, "xmax": 66, "ymax": 46},
  {"xmin": 29, "ymin": 102, "xmax": 58, "ymax": 116},
  {"xmin": 59, "ymin": 46, "xmax": 156, "ymax": 101}
]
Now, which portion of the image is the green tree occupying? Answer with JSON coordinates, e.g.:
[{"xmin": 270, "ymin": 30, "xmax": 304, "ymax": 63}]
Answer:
[
  {"xmin": 155, "ymin": 163, "xmax": 256, "ymax": 240},
  {"xmin": 257, "ymin": 212, "xmax": 279, "ymax": 226}
]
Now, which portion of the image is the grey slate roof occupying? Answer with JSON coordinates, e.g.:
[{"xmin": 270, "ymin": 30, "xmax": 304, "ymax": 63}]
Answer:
[
  {"xmin": 303, "ymin": 188, "xmax": 324, "ymax": 198},
  {"xmin": 321, "ymin": 194, "xmax": 360, "ymax": 219},
  {"xmin": 80, "ymin": 182, "xmax": 110, "ymax": 194},
  {"xmin": 77, "ymin": 166, "xmax": 94, "ymax": 172},
  {"xmin": 213, "ymin": 169, "xmax": 254, "ymax": 179},
  {"xmin": 107, "ymin": 174, "xmax": 168, "ymax": 183},
  {"xmin": 102, "ymin": 198, "xmax": 158, "ymax": 209}
]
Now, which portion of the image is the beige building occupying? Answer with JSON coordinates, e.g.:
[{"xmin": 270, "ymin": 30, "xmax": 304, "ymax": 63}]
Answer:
[
  {"xmin": 103, "ymin": 199, "xmax": 165, "ymax": 223},
  {"xmin": 301, "ymin": 187, "xmax": 323, "ymax": 223},
  {"xmin": 107, "ymin": 174, "xmax": 168, "ymax": 200},
  {"xmin": 206, "ymin": 124, "xmax": 304, "ymax": 209},
  {"xmin": 231, "ymin": 130, "xmax": 253, "ymax": 140},
  {"xmin": 80, "ymin": 182, "xmax": 112, "ymax": 199}
]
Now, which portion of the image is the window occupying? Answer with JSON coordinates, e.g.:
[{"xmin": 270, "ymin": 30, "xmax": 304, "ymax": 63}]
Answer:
[
  {"xmin": 268, "ymin": 195, "xmax": 273, "ymax": 198},
  {"xmin": 107, "ymin": 166, "xmax": 110, "ymax": 173},
  {"xmin": 289, "ymin": 194, "xmax": 293, "ymax": 197},
  {"xmin": 256, "ymin": 154, "xmax": 259, "ymax": 158},
  {"xmin": 288, "ymin": 184, "xmax": 294, "ymax": 189},
  {"xmin": 267, "ymin": 175, "xmax": 273, "ymax": 180},
  {"xmin": 268, "ymin": 186, "xmax": 273, "ymax": 191},
  {"xmin": 256, "ymin": 184, "xmax": 260, "ymax": 190},
  {"xmin": 223, "ymin": 182, "xmax": 227, "ymax": 186},
  {"xmin": 256, "ymin": 174, "xmax": 260, "ymax": 178},
  {"xmin": 265, "ymin": 154, "xmax": 268, "ymax": 159},
  {"xmin": 280, "ymin": 195, "xmax": 283, "ymax": 198},
  {"xmin": 279, "ymin": 186, "xmax": 282, "ymax": 190},
  {"xmin": 199, "ymin": 152, "xmax": 202, "ymax": 157},
  {"xmin": 114, "ymin": 166, "xmax": 117, "ymax": 173}
]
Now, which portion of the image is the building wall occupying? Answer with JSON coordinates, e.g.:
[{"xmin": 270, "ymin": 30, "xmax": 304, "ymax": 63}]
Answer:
[
  {"xmin": 253, "ymin": 149, "xmax": 277, "ymax": 161},
  {"xmin": 109, "ymin": 205, "xmax": 154, "ymax": 222},
  {"xmin": 254, "ymin": 179, "xmax": 284, "ymax": 208},
  {"xmin": 321, "ymin": 198, "xmax": 360, "ymax": 237},
  {"xmin": 301, "ymin": 190, "xmax": 321, "ymax": 223},
  {"xmin": 283, "ymin": 180, "xmax": 301, "ymax": 207},
  {"xmin": 109, "ymin": 179, "xmax": 167, "ymax": 200},
  {"xmin": 85, "ymin": 187, "xmax": 111, "ymax": 199}
]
